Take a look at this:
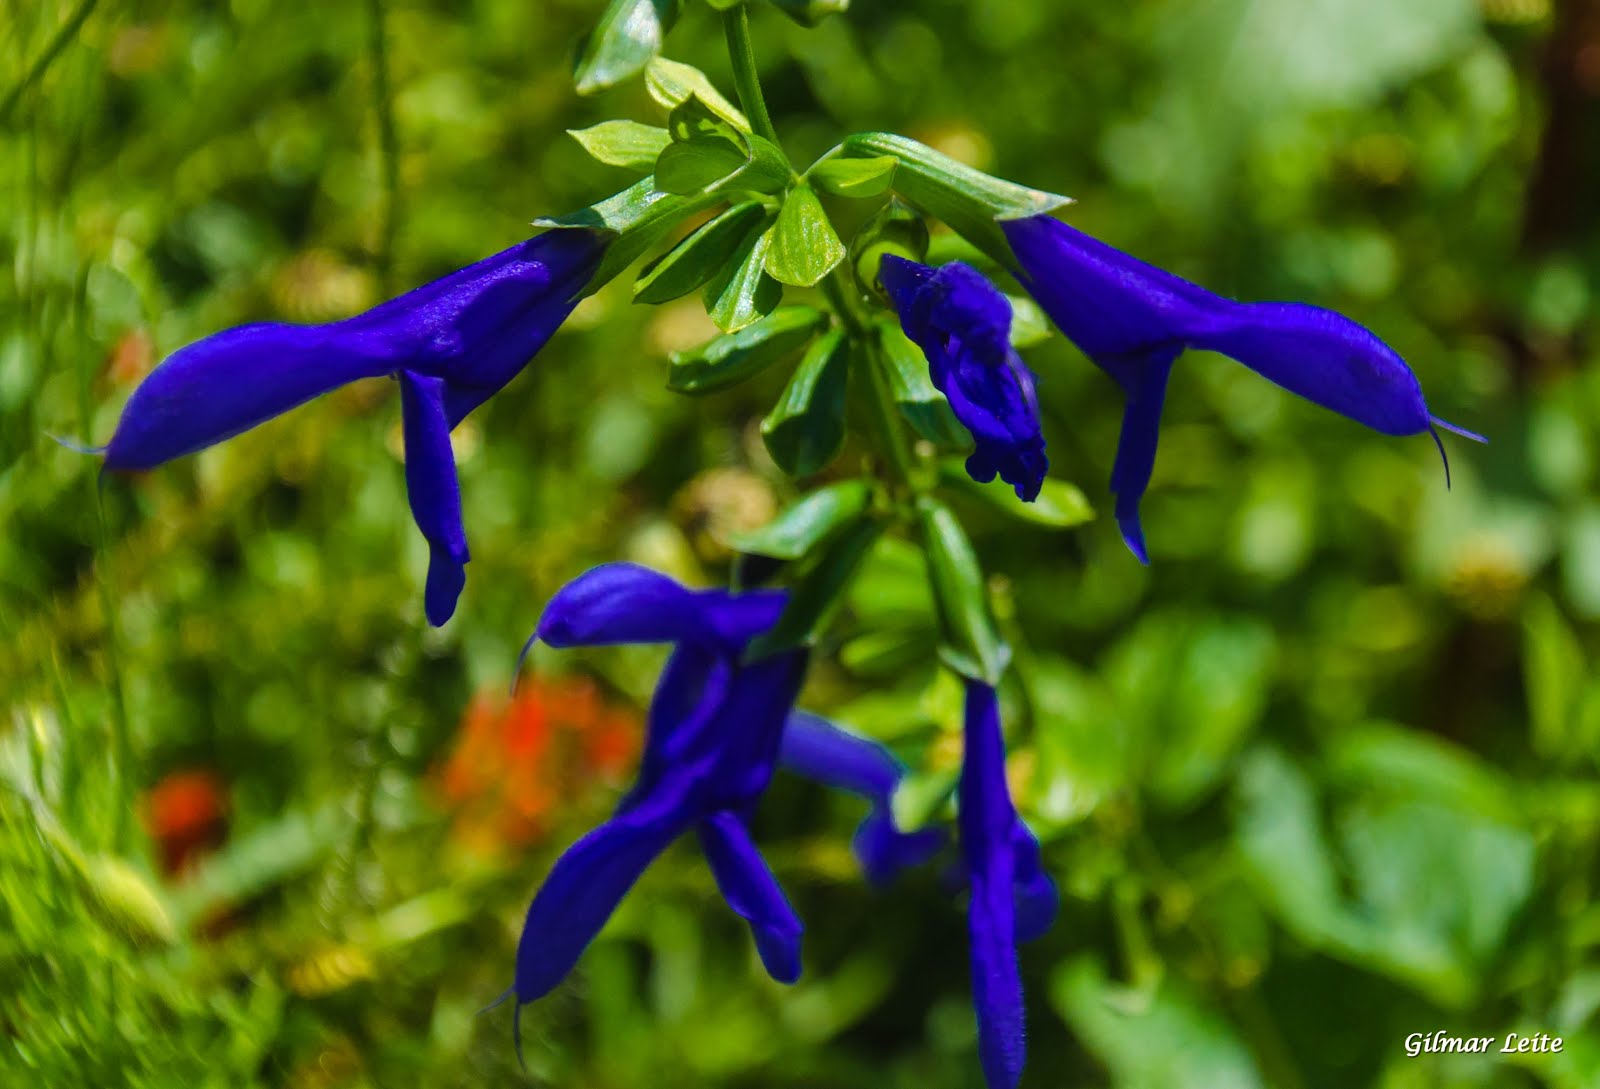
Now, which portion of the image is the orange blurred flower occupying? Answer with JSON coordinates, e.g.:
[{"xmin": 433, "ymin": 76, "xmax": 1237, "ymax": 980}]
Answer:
[
  {"xmin": 436, "ymin": 677, "xmax": 640, "ymax": 854},
  {"xmin": 106, "ymin": 328, "xmax": 157, "ymax": 386},
  {"xmin": 142, "ymin": 768, "xmax": 229, "ymax": 878}
]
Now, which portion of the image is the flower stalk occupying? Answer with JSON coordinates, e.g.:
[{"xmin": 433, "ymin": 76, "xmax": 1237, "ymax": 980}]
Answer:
[{"xmin": 722, "ymin": 5, "xmax": 781, "ymax": 149}]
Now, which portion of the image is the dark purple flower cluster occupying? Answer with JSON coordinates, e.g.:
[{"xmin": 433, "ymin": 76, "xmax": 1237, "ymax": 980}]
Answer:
[
  {"xmin": 516, "ymin": 564, "xmax": 1053, "ymax": 1089},
  {"xmin": 99, "ymin": 204, "xmax": 1480, "ymax": 1089}
]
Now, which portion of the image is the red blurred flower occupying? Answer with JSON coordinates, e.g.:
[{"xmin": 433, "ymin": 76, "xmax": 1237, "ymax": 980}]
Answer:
[
  {"xmin": 436, "ymin": 676, "xmax": 639, "ymax": 854},
  {"xmin": 142, "ymin": 768, "xmax": 229, "ymax": 877}
]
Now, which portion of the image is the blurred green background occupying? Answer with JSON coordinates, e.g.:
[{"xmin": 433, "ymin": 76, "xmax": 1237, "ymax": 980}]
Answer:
[{"xmin": 4, "ymin": 0, "xmax": 1600, "ymax": 1085}]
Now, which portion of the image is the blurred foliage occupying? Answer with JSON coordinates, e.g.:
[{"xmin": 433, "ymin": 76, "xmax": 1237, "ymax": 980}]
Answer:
[{"xmin": 4, "ymin": 0, "xmax": 1600, "ymax": 1086}]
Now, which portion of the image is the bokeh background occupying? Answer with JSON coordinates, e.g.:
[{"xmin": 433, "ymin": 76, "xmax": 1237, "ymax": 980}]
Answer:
[{"xmin": 5, "ymin": 0, "xmax": 1600, "ymax": 1085}]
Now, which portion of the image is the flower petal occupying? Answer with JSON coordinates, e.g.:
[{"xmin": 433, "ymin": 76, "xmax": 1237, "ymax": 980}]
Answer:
[
  {"xmin": 969, "ymin": 868, "xmax": 1025, "ymax": 1089},
  {"xmin": 960, "ymin": 682, "xmax": 1028, "ymax": 1089},
  {"xmin": 1099, "ymin": 349, "xmax": 1178, "ymax": 565},
  {"xmin": 698, "ymin": 810, "xmax": 804, "ymax": 984},
  {"xmin": 1009, "ymin": 822, "xmax": 1059, "ymax": 943},
  {"xmin": 779, "ymin": 711, "xmax": 902, "ymax": 798},
  {"xmin": 853, "ymin": 812, "xmax": 947, "ymax": 886},
  {"xmin": 1192, "ymin": 301, "xmax": 1433, "ymax": 437},
  {"xmin": 533, "ymin": 563, "xmax": 786, "ymax": 652},
  {"xmin": 1004, "ymin": 215, "xmax": 1481, "ymax": 551},
  {"xmin": 103, "ymin": 229, "xmax": 605, "ymax": 472},
  {"xmin": 627, "ymin": 645, "xmax": 733, "ymax": 801},
  {"xmin": 780, "ymin": 711, "xmax": 946, "ymax": 882},
  {"xmin": 104, "ymin": 323, "xmax": 395, "ymax": 471},
  {"xmin": 881, "ymin": 256, "xmax": 1048, "ymax": 502},
  {"xmin": 686, "ymin": 651, "xmax": 810, "ymax": 805},
  {"xmin": 358, "ymin": 229, "xmax": 602, "ymax": 406},
  {"xmin": 399, "ymin": 370, "xmax": 469, "ymax": 626},
  {"xmin": 514, "ymin": 785, "xmax": 692, "ymax": 1003},
  {"xmin": 1000, "ymin": 215, "xmax": 1213, "ymax": 361}
]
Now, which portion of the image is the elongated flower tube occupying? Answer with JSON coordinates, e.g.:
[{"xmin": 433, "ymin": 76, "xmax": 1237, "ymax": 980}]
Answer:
[
  {"xmin": 778, "ymin": 711, "xmax": 945, "ymax": 884},
  {"xmin": 513, "ymin": 564, "xmax": 809, "ymax": 1035},
  {"xmin": 102, "ymin": 228, "xmax": 606, "ymax": 624},
  {"xmin": 960, "ymin": 681, "xmax": 1057, "ymax": 1089},
  {"xmin": 1002, "ymin": 215, "xmax": 1484, "ymax": 562},
  {"xmin": 879, "ymin": 256, "xmax": 1048, "ymax": 501}
]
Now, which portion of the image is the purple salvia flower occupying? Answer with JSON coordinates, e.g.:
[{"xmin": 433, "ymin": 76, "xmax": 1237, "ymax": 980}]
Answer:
[
  {"xmin": 879, "ymin": 256, "xmax": 1049, "ymax": 502},
  {"xmin": 1002, "ymin": 214, "xmax": 1484, "ymax": 562},
  {"xmin": 959, "ymin": 681, "xmax": 1058, "ymax": 1089},
  {"xmin": 514, "ymin": 564, "xmax": 808, "ymax": 1040},
  {"xmin": 102, "ymin": 228, "xmax": 605, "ymax": 624}
]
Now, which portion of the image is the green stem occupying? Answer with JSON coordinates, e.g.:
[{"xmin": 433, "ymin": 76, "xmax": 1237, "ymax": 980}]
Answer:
[
  {"xmin": 0, "ymin": 0, "xmax": 99, "ymax": 125},
  {"xmin": 856, "ymin": 344, "xmax": 919, "ymax": 487},
  {"xmin": 722, "ymin": 5, "xmax": 780, "ymax": 148},
  {"xmin": 721, "ymin": 3, "xmax": 920, "ymax": 504},
  {"xmin": 820, "ymin": 268, "xmax": 866, "ymax": 336},
  {"xmin": 364, "ymin": 0, "xmax": 400, "ymax": 295}
]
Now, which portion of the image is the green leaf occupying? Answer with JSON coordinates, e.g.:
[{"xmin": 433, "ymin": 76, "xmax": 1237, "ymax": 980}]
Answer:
[
  {"xmin": 634, "ymin": 202, "xmax": 770, "ymax": 304},
  {"xmin": 1233, "ymin": 747, "xmax": 1369, "ymax": 953},
  {"xmin": 915, "ymin": 496, "xmax": 1009, "ymax": 684},
  {"xmin": 1524, "ymin": 593, "xmax": 1587, "ymax": 761},
  {"xmin": 535, "ymin": 176, "xmax": 721, "ymax": 294},
  {"xmin": 646, "ymin": 57, "xmax": 749, "ymax": 132},
  {"xmin": 766, "ymin": 0, "xmax": 850, "ymax": 27},
  {"xmin": 762, "ymin": 328, "xmax": 850, "ymax": 476},
  {"xmin": 807, "ymin": 155, "xmax": 896, "ymax": 199},
  {"xmin": 746, "ymin": 516, "xmax": 883, "ymax": 660},
  {"xmin": 656, "ymin": 96, "xmax": 789, "ymax": 197},
  {"xmin": 875, "ymin": 320, "xmax": 966, "ymax": 446},
  {"xmin": 703, "ymin": 220, "xmax": 782, "ymax": 332},
  {"xmin": 567, "ymin": 121, "xmax": 673, "ymax": 171},
  {"xmin": 1325, "ymin": 723, "xmax": 1522, "ymax": 823},
  {"xmin": 655, "ymin": 106, "xmax": 790, "ymax": 197},
  {"xmin": 1051, "ymin": 957, "xmax": 1268, "ymax": 1089},
  {"xmin": 668, "ymin": 305, "xmax": 825, "ymax": 394},
  {"xmin": 729, "ymin": 480, "xmax": 872, "ymax": 559},
  {"xmin": 1104, "ymin": 613, "xmax": 1275, "ymax": 808},
  {"xmin": 573, "ymin": 0, "xmax": 679, "ymax": 95},
  {"xmin": 840, "ymin": 131, "xmax": 1072, "ymax": 268},
  {"xmin": 937, "ymin": 459, "xmax": 1094, "ymax": 528},
  {"xmin": 764, "ymin": 184, "xmax": 847, "ymax": 287},
  {"xmin": 657, "ymin": 137, "xmax": 753, "ymax": 194}
]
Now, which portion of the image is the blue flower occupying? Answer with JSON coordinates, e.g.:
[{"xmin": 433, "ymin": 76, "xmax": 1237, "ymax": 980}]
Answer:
[
  {"xmin": 514, "ymin": 563, "xmax": 809, "ymax": 1029},
  {"xmin": 779, "ymin": 710, "xmax": 946, "ymax": 884},
  {"xmin": 1002, "ymin": 214, "xmax": 1484, "ymax": 563},
  {"xmin": 959, "ymin": 680, "xmax": 1057, "ymax": 1089},
  {"xmin": 103, "ymin": 228, "xmax": 605, "ymax": 624},
  {"xmin": 879, "ymin": 256, "xmax": 1048, "ymax": 501}
]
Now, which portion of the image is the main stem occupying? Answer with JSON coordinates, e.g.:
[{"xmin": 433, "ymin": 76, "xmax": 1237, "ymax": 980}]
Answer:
[
  {"xmin": 722, "ymin": 7, "xmax": 918, "ymax": 490},
  {"xmin": 722, "ymin": 6, "xmax": 781, "ymax": 148}
]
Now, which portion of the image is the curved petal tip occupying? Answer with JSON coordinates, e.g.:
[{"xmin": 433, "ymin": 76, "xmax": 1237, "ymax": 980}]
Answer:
[{"xmin": 1114, "ymin": 501, "xmax": 1150, "ymax": 565}]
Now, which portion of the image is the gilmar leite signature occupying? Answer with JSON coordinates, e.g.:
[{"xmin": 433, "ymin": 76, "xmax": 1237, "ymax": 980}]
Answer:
[{"xmin": 1405, "ymin": 1031, "xmax": 1563, "ymax": 1057}]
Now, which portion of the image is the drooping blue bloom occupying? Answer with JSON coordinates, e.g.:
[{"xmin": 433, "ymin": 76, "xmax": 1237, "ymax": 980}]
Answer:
[
  {"xmin": 1001, "ymin": 214, "xmax": 1485, "ymax": 563},
  {"xmin": 959, "ymin": 680, "xmax": 1058, "ymax": 1089},
  {"xmin": 778, "ymin": 711, "xmax": 946, "ymax": 884},
  {"xmin": 879, "ymin": 256, "xmax": 1048, "ymax": 502},
  {"xmin": 102, "ymin": 228, "xmax": 605, "ymax": 624},
  {"xmin": 514, "ymin": 563, "xmax": 809, "ymax": 1028}
]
